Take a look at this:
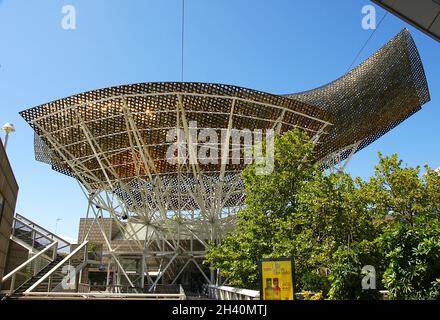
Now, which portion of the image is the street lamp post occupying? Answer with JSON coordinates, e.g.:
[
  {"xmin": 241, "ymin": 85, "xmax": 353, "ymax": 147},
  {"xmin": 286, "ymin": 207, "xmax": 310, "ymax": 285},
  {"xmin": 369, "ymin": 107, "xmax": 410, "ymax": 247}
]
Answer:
[
  {"xmin": 55, "ymin": 218, "xmax": 62, "ymax": 235},
  {"xmin": 1, "ymin": 123, "xmax": 15, "ymax": 150}
]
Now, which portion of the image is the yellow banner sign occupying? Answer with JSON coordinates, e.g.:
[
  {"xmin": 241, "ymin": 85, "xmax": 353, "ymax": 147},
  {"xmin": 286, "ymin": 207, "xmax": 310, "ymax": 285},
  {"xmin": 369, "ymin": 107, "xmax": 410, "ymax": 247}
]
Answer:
[{"xmin": 260, "ymin": 258, "xmax": 295, "ymax": 300}]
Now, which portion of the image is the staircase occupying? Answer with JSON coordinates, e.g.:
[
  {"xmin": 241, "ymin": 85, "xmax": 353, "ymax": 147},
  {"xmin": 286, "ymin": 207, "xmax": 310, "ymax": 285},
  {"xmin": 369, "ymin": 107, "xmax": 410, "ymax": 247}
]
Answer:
[
  {"xmin": 11, "ymin": 213, "xmax": 71, "ymax": 254},
  {"xmin": 12, "ymin": 254, "xmax": 65, "ymax": 295},
  {"xmin": 13, "ymin": 229, "xmax": 48, "ymax": 252},
  {"xmin": 2, "ymin": 213, "xmax": 89, "ymax": 299}
]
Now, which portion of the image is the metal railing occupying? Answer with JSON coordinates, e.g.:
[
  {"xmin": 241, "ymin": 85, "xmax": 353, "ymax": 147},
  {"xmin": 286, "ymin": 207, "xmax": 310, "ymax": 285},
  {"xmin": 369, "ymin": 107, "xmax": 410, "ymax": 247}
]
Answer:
[
  {"xmin": 207, "ymin": 285, "xmax": 260, "ymax": 300},
  {"xmin": 25, "ymin": 240, "xmax": 89, "ymax": 293},
  {"xmin": 24, "ymin": 284, "xmax": 186, "ymax": 300},
  {"xmin": 209, "ymin": 287, "xmax": 388, "ymax": 300},
  {"xmin": 78, "ymin": 283, "xmax": 91, "ymax": 293},
  {"xmin": 79, "ymin": 284, "xmax": 182, "ymax": 295},
  {"xmin": 21, "ymin": 290, "xmax": 186, "ymax": 300},
  {"xmin": 1, "ymin": 241, "xmax": 58, "ymax": 295},
  {"xmin": 13, "ymin": 213, "xmax": 71, "ymax": 254},
  {"xmin": 12, "ymin": 221, "xmax": 54, "ymax": 255},
  {"xmin": 1, "ymin": 213, "xmax": 74, "ymax": 296}
]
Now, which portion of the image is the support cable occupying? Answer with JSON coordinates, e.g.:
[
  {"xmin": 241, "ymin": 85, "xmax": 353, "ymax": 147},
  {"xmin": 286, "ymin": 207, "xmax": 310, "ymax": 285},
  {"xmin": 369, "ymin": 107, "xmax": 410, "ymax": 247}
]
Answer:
[
  {"xmin": 346, "ymin": 4, "xmax": 391, "ymax": 72},
  {"xmin": 181, "ymin": 0, "xmax": 185, "ymax": 82}
]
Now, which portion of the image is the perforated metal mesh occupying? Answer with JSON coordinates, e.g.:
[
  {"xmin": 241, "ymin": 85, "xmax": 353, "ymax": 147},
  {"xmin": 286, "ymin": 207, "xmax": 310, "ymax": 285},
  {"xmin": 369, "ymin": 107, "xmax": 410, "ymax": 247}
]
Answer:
[
  {"xmin": 19, "ymin": 29, "xmax": 430, "ymax": 213},
  {"xmin": 21, "ymin": 82, "xmax": 333, "ymax": 183},
  {"xmin": 286, "ymin": 28, "xmax": 430, "ymax": 161}
]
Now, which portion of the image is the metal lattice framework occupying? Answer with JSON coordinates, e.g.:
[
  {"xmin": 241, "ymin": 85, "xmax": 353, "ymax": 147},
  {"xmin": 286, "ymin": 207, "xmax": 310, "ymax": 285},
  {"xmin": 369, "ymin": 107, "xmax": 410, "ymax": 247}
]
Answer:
[{"xmin": 19, "ymin": 29, "xmax": 430, "ymax": 287}]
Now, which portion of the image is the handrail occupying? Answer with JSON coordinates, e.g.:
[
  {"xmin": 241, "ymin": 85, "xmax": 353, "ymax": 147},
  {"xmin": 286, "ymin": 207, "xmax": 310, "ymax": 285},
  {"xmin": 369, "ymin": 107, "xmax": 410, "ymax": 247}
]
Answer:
[
  {"xmin": 13, "ymin": 223, "xmax": 55, "ymax": 247},
  {"xmin": 25, "ymin": 240, "xmax": 89, "ymax": 293},
  {"xmin": 15, "ymin": 213, "xmax": 71, "ymax": 247},
  {"xmin": 207, "ymin": 285, "xmax": 260, "ymax": 300},
  {"xmin": 2, "ymin": 241, "xmax": 58, "ymax": 282},
  {"xmin": 11, "ymin": 225, "xmax": 58, "ymax": 258},
  {"xmin": 22, "ymin": 291, "xmax": 187, "ymax": 299}
]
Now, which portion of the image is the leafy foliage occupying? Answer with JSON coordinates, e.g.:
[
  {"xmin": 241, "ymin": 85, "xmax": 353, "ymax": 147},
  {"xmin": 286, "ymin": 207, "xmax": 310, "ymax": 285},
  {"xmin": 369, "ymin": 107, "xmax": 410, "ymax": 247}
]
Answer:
[
  {"xmin": 379, "ymin": 217, "xmax": 440, "ymax": 299},
  {"xmin": 205, "ymin": 130, "xmax": 440, "ymax": 299},
  {"xmin": 328, "ymin": 240, "xmax": 383, "ymax": 300},
  {"xmin": 205, "ymin": 129, "xmax": 316, "ymax": 289}
]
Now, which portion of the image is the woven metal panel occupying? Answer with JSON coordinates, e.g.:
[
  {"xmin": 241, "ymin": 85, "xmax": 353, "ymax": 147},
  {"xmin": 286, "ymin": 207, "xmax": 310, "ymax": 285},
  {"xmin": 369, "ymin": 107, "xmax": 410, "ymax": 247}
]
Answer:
[
  {"xmin": 286, "ymin": 28, "xmax": 430, "ymax": 160},
  {"xmin": 20, "ymin": 83, "xmax": 333, "ymax": 182},
  {"xmin": 19, "ymin": 29, "xmax": 430, "ymax": 211}
]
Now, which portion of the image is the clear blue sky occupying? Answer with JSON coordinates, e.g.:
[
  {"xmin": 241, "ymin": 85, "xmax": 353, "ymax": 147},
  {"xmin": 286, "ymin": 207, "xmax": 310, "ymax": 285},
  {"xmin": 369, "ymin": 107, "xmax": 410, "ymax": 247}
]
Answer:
[{"xmin": 0, "ymin": 0, "xmax": 438, "ymax": 241}]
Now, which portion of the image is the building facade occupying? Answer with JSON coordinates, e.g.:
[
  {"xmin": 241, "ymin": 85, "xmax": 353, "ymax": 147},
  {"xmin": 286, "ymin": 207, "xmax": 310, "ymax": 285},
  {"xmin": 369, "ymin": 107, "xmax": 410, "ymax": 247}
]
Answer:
[{"xmin": 0, "ymin": 138, "xmax": 19, "ymax": 290}]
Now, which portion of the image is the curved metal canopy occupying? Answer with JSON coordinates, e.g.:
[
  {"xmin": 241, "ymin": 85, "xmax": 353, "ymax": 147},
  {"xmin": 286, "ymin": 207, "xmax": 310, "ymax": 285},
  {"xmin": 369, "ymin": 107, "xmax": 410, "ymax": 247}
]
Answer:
[
  {"xmin": 19, "ymin": 29, "xmax": 430, "ymax": 211},
  {"xmin": 287, "ymin": 28, "xmax": 430, "ymax": 163},
  {"xmin": 20, "ymin": 83, "xmax": 334, "ymax": 184}
]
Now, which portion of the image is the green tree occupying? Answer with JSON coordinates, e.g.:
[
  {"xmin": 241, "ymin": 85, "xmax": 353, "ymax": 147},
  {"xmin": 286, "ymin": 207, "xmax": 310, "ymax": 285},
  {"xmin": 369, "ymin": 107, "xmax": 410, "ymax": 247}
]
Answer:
[
  {"xmin": 206, "ymin": 130, "xmax": 375, "ymax": 292},
  {"xmin": 205, "ymin": 129, "xmax": 317, "ymax": 289},
  {"xmin": 328, "ymin": 240, "xmax": 383, "ymax": 300},
  {"xmin": 205, "ymin": 131, "xmax": 440, "ymax": 299},
  {"xmin": 366, "ymin": 155, "xmax": 440, "ymax": 299},
  {"xmin": 328, "ymin": 154, "xmax": 440, "ymax": 299}
]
